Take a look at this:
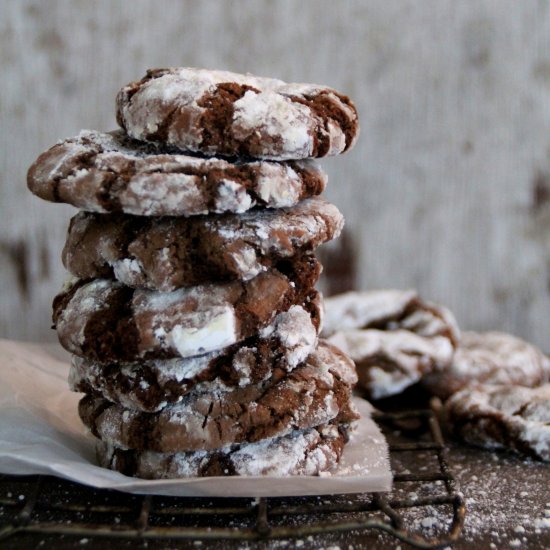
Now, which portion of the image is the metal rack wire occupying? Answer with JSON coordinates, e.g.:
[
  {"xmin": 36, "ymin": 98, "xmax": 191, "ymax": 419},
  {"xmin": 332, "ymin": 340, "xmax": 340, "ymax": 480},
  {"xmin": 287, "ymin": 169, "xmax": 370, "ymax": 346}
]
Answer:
[{"xmin": 0, "ymin": 408, "xmax": 465, "ymax": 548}]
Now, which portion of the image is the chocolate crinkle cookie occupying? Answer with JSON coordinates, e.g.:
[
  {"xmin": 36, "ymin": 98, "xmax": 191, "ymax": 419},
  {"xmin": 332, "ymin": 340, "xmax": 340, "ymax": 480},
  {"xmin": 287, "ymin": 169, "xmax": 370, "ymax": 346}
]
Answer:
[
  {"xmin": 116, "ymin": 68, "xmax": 359, "ymax": 160},
  {"xmin": 329, "ymin": 328, "xmax": 456, "ymax": 400},
  {"xmin": 27, "ymin": 130, "xmax": 327, "ymax": 216},
  {"xmin": 69, "ymin": 298, "xmax": 322, "ymax": 413},
  {"xmin": 322, "ymin": 290, "xmax": 460, "ymax": 400},
  {"xmin": 96, "ymin": 422, "xmax": 352, "ymax": 478},
  {"xmin": 322, "ymin": 289, "xmax": 460, "ymax": 343},
  {"xmin": 78, "ymin": 341, "xmax": 359, "ymax": 453},
  {"xmin": 29, "ymin": 66, "xmax": 362, "ymax": 479},
  {"xmin": 423, "ymin": 331, "xmax": 550, "ymax": 400},
  {"xmin": 443, "ymin": 383, "xmax": 550, "ymax": 462},
  {"xmin": 62, "ymin": 197, "xmax": 343, "ymax": 290},
  {"xmin": 53, "ymin": 255, "xmax": 320, "ymax": 362}
]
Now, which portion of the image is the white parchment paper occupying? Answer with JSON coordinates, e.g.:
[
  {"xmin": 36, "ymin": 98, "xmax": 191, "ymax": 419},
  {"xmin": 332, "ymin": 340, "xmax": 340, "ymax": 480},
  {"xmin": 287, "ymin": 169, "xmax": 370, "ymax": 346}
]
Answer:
[{"xmin": 0, "ymin": 339, "xmax": 392, "ymax": 497}]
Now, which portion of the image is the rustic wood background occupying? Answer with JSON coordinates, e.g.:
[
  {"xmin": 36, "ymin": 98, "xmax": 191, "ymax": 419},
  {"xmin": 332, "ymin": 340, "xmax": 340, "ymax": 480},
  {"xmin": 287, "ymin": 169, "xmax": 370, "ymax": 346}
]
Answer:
[{"xmin": 2, "ymin": 0, "xmax": 550, "ymax": 348}]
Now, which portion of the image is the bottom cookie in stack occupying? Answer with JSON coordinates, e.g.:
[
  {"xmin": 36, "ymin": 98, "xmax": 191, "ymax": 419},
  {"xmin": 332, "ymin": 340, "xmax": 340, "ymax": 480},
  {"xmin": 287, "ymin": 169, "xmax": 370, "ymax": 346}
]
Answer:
[
  {"xmin": 77, "ymin": 341, "xmax": 359, "ymax": 478},
  {"xmin": 97, "ymin": 423, "xmax": 350, "ymax": 478}
]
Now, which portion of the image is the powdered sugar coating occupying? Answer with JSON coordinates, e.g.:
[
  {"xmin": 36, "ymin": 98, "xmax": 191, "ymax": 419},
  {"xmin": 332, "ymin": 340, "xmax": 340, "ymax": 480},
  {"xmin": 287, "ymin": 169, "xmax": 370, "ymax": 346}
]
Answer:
[
  {"xmin": 424, "ymin": 331, "xmax": 550, "ymax": 399},
  {"xmin": 96, "ymin": 423, "xmax": 349, "ymax": 478},
  {"xmin": 231, "ymin": 90, "xmax": 313, "ymax": 157},
  {"xmin": 53, "ymin": 279, "xmax": 116, "ymax": 350},
  {"xmin": 27, "ymin": 130, "xmax": 326, "ymax": 216},
  {"xmin": 322, "ymin": 289, "xmax": 460, "ymax": 344},
  {"xmin": 78, "ymin": 341, "xmax": 359, "ymax": 453},
  {"xmin": 444, "ymin": 383, "xmax": 550, "ymax": 461},
  {"xmin": 54, "ymin": 257, "xmax": 320, "ymax": 361},
  {"xmin": 329, "ymin": 329, "xmax": 454, "ymax": 399},
  {"xmin": 63, "ymin": 198, "xmax": 343, "ymax": 290},
  {"xmin": 69, "ymin": 301, "xmax": 321, "ymax": 412},
  {"xmin": 323, "ymin": 290, "xmax": 459, "ymax": 399},
  {"xmin": 116, "ymin": 68, "xmax": 359, "ymax": 160}
]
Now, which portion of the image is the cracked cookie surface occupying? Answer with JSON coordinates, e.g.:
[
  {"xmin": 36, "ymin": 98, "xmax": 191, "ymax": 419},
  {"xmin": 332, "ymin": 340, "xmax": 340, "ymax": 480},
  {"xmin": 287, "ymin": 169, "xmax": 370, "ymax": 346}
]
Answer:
[
  {"xmin": 53, "ymin": 255, "xmax": 320, "ymax": 361},
  {"xmin": 78, "ymin": 341, "xmax": 359, "ymax": 453},
  {"xmin": 322, "ymin": 289, "xmax": 460, "ymax": 343},
  {"xmin": 96, "ymin": 422, "xmax": 351, "ymax": 478},
  {"xmin": 116, "ymin": 68, "xmax": 359, "ymax": 160},
  {"xmin": 323, "ymin": 290, "xmax": 459, "ymax": 399},
  {"xmin": 443, "ymin": 383, "xmax": 550, "ymax": 461},
  {"xmin": 70, "ymin": 296, "xmax": 322, "ymax": 412},
  {"xmin": 424, "ymin": 331, "xmax": 550, "ymax": 400},
  {"xmin": 63, "ymin": 197, "xmax": 343, "ymax": 290},
  {"xmin": 27, "ymin": 130, "xmax": 326, "ymax": 216}
]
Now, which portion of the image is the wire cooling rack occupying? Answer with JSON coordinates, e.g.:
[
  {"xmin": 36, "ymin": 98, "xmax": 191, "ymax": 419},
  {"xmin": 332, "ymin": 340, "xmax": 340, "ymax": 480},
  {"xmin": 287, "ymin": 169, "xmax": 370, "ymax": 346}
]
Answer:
[{"xmin": 0, "ymin": 408, "xmax": 465, "ymax": 549}]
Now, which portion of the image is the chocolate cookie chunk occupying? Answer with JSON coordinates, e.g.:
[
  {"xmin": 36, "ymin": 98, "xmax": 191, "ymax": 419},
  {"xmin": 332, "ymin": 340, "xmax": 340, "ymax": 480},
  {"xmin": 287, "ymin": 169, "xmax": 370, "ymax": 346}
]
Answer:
[
  {"xmin": 53, "ymin": 255, "xmax": 320, "ymax": 361},
  {"xmin": 443, "ymin": 383, "xmax": 550, "ymax": 461},
  {"xmin": 70, "ymin": 298, "xmax": 322, "ymax": 412},
  {"xmin": 116, "ymin": 68, "xmax": 359, "ymax": 160},
  {"xmin": 322, "ymin": 289, "xmax": 460, "ymax": 344},
  {"xmin": 27, "ymin": 130, "xmax": 326, "ymax": 216},
  {"xmin": 329, "ymin": 329, "xmax": 455, "ymax": 400},
  {"xmin": 62, "ymin": 197, "xmax": 343, "ymax": 291},
  {"xmin": 424, "ymin": 331, "xmax": 550, "ymax": 400},
  {"xmin": 96, "ymin": 422, "xmax": 350, "ymax": 478},
  {"xmin": 78, "ymin": 341, "xmax": 359, "ymax": 453},
  {"xmin": 323, "ymin": 290, "xmax": 459, "ymax": 399}
]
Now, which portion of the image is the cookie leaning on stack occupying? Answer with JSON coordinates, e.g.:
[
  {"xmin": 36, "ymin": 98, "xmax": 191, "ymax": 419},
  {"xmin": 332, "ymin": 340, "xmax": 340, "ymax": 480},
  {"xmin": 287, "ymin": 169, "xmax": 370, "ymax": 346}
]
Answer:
[{"xmin": 28, "ymin": 67, "xmax": 361, "ymax": 478}]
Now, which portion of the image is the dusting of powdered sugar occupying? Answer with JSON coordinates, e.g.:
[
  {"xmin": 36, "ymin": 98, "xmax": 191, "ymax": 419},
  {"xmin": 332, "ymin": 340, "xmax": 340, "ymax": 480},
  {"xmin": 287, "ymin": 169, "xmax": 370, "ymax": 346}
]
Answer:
[
  {"xmin": 322, "ymin": 289, "xmax": 419, "ymax": 336},
  {"xmin": 435, "ymin": 331, "xmax": 550, "ymax": 393},
  {"xmin": 214, "ymin": 197, "xmax": 343, "ymax": 264},
  {"xmin": 255, "ymin": 163, "xmax": 302, "ymax": 206},
  {"xmin": 389, "ymin": 442, "xmax": 550, "ymax": 546},
  {"xmin": 229, "ymin": 424, "xmax": 342, "ymax": 476},
  {"xmin": 259, "ymin": 305, "xmax": 318, "ymax": 369},
  {"xmin": 445, "ymin": 384, "xmax": 550, "ymax": 461},
  {"xmin": 123, "ymin": 173, "xmax": 207, "ymax": 216},
  {"xmin": 117, "ymin": 68, "xmax": 357, "ymax": 160},
  {"xmin": 111, "ymin": 258, "xmax": 144, "ymax": 284},
  {"xmin": 232, "ymin": 90, "xmax": 313, "ymax": 158},
  {"xmin": 214, "ymin": 179, "xmax": 254, "ymax": 213},
  {"xmin": 56, "ymin": 279, "xmax": 118, "ymax": 350}
]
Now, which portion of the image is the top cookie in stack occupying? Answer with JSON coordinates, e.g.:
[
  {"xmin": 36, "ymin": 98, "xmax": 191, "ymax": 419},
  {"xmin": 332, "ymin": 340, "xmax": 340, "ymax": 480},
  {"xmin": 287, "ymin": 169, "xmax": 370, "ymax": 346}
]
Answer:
[
  {"xmin": 116, "ymin": 68, "xmax": 359, "ymax": 160},
  {"xmin": 28, "ymin": 67, "xmax": 360, "ymax": 479}
]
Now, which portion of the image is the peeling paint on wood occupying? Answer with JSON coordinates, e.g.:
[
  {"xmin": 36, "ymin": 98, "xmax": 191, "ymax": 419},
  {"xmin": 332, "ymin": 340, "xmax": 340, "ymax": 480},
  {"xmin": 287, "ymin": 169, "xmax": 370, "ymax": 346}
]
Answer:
[
  {"xmin": 318, "ymin": 228, "xmax": 358, "ymax": 297},
  {"xmin": 0, "ymin": 240, "xmax": 30, "ymax": 300},
  {"xmin": 532, "ymin": 171, "xmax": 550, "ymax": 213}
]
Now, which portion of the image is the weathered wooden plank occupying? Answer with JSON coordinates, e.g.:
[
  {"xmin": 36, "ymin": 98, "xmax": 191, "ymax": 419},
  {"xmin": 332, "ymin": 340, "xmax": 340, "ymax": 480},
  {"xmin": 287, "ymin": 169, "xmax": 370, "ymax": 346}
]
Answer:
[{"xmin": 1, "ymin": 0, "xmax": 550, "ymax": 348}]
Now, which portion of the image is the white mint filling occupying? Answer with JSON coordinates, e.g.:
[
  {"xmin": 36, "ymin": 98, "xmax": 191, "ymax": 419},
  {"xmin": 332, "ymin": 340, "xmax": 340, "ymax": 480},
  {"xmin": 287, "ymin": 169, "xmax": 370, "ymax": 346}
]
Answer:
[{"xmin": 168, "ymin": 306, "xmax": 237, "ymax": 357}]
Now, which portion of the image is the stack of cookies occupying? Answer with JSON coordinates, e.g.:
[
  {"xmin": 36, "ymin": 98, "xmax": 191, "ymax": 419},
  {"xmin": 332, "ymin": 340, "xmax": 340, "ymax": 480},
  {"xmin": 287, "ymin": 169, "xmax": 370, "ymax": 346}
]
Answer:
[{"xmin": 27, "ymin": 68, "xmax": 361, "ymax": 478}]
